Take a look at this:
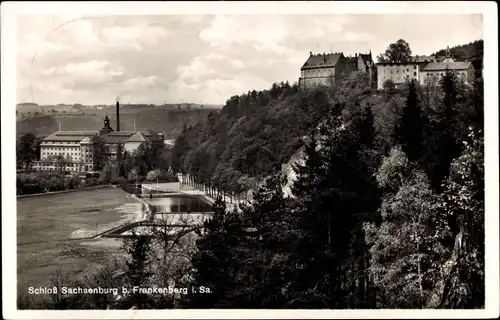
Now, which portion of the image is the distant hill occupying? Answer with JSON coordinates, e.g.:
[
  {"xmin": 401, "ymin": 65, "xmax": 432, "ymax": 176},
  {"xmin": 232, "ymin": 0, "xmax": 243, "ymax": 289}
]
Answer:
[
  {"xmin": 16, "ymin": 107, "xmax": 219, "ymax": 139},
  {"xmin": 17, "ymin": 102, "xmax": 221, "ymax": 111}
]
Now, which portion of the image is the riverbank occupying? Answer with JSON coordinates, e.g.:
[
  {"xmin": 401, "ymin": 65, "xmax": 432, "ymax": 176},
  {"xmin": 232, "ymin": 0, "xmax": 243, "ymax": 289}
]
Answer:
[{"xmin": 16, "ymin": 184, "xmax": 114, "ymax": 199}]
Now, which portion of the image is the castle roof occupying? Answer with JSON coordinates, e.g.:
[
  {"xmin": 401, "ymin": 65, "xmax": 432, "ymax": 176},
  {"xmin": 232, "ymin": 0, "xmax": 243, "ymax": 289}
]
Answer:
[
  {"xmin": 359, "ymin": 53, "xmax": 372, "ymax": 64},
  {"xmin": 301, "ymin": 53, "xmax": 344, "ymax": 70}
]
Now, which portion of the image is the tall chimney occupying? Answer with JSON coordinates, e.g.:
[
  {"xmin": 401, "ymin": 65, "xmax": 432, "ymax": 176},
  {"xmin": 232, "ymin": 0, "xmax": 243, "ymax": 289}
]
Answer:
[{"xmin": 115, "ymin": 97, "xmax": 120, "ymax": 132}]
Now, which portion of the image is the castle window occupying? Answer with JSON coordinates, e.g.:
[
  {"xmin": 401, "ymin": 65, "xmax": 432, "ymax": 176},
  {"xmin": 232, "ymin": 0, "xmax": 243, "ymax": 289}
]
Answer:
[
  {"xmin": 414, "ymin": 65, "xmax": 417, "ymax": 69},
  {"xmin": 414, "ymin": 72, "xmax": 417, "ymax": 76}
]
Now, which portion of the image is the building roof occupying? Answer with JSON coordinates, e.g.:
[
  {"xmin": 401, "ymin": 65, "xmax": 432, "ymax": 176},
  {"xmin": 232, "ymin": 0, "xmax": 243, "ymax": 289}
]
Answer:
[
  {"xmin": 43, "ymin": 131, "xmax": 97, "ymax": 142},
  {"xmin": 99, "ymin": 130, "xmax": 155, "ymax": 144},
  {"xmin": 101, "ymin": 134, "xmax": 128, "ymax": 144},
  {"xmin": 421, "ymin": 61, "xmax": 472, "ymax": 71},
  {"xmin": 126, "ymin": 132, "xmax": 147, "ymax": 143},
  {"xmin": 376, "ymin": 61, "xmax": 419, "ymax": 66},
  {"xmin": 41, "ymin": 114, "xmax": 160, "ymax": 145},
  {"xmin": 301, "ymin": 53, "xmax": 344, "ymax": 70},
  {"xmin": 359, "ymin": 53, "xmax": 373, "ymax": 67}
]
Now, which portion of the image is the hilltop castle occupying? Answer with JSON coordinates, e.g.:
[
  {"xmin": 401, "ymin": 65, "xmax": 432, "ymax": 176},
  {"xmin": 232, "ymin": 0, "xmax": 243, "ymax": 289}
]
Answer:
[
  {"xmin": 299, "ymin": 51, "xmax": 376, "ymax": 89},
  {"xmin": 299, "ymin": 46, "xmax": 478, "ymax": 90}
]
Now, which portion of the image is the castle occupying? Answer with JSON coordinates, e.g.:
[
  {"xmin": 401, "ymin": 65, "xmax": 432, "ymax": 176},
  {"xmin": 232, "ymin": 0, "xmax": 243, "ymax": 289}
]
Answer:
[
  {"xmin": 299, "ymin": 51, "xmax": 376, "ymax": 89},
  {"xmin": 299, "ymin": 46, "xmax": 478, "ymax": 90}
]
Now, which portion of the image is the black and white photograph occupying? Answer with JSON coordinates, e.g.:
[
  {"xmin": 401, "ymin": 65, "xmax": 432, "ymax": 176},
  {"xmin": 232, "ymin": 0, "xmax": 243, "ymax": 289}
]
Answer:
[{"xmin": 2, "ymin": 1, "xmax": 498, "ymax": 319}]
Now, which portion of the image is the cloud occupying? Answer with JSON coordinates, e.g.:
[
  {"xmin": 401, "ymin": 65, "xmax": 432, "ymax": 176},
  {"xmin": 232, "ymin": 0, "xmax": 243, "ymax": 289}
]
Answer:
[
  {"xmin": 167, "ymin": 72, "xmax": 270, "ymax": 105},
  {"xmin": 16, "ymin": 14, "xmax": 483, "ymax": 105},
  {"xmin": 122, "ymin": 75, "xmax": 161, "ymax": 90},
  {"xmin": 199, "ymin": 15, "xmax": 357, "ymax": 48},
  {"xmin": 100, "ymin": 24, "xmax": 171, "ymax": 48},
  {"xmin": 176, "ymin": 53, "xmax": 246, "ymax": 85}
]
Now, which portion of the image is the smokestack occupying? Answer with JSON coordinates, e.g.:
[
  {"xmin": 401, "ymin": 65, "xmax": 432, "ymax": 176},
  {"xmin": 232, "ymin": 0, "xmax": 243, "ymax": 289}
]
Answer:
[{"xmin": 115, "ymin": 97, "xmax": 120, "ymax": 131}]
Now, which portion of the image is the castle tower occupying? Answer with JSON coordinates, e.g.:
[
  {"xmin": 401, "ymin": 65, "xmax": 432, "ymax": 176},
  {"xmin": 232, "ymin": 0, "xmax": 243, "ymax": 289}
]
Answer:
[{"xmin": 99, "ymin": 115, "xmax": 114, "ymax": 135}]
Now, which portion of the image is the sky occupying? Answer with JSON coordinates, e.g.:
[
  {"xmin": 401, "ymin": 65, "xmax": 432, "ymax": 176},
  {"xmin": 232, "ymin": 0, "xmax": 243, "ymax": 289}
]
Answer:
[{"xmin": 16, "ymin": 14, "xmax": 483, "ymax": 105}]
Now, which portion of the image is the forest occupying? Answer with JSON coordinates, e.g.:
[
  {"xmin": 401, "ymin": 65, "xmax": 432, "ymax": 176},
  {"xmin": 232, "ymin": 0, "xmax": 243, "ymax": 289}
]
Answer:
[
  {"xmin": 171, "ymin": 67, "xmax": 484, "ymax": 308},
  {"xmin": 433, "ymin": 39, "xmax": 483, "ymax": 61}
]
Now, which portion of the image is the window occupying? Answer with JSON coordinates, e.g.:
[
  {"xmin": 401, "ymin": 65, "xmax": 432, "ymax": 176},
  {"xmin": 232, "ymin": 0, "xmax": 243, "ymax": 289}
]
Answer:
[
  {"xmin": 414, "ymin": 65, "xmax": 417, "ymax": 69},
  {"xmin": 407, "ymin": 69, "xmax": 409, "ymax": 72},
  {"xmin": 414, "ymin": 72, "xmax": 417, "ymax": 76}
]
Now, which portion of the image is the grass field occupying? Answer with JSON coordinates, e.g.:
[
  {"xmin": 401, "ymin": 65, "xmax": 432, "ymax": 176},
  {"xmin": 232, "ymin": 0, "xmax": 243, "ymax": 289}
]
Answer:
[{"xmin": 17, "ymin": 187, "xmax": 143, "ymax": 295}]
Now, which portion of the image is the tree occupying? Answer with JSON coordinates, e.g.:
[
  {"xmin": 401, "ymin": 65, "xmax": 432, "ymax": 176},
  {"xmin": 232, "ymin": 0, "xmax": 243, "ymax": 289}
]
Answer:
[
  {"xmin": 377, "ymin": 39, "xmax": 412, "ymax": 63},
  {"xmin": 358, "ymin": 104, "xmax": 377, "ymax": 149},
  {"xmin": 121, "ymin": 233, "xmax": 154, "ymax": 308},
  {"xmin": 171, "ymin": 132, "xmax": 191, "ymax": 174},
  {"xmin": 54, "ymin": 155, "xmax": 68, "ymax": 172},
  {"xmin": 146, "ymin": 169, "xmax": 160, "ymax": 182},
  {"xmin": 116, "ymin": 142, "xmax": 124, "ymax": 166},
  {"xmin": 234, "ymin": 170, "xmax": 291, "ymax": 307},
  {"xmin": 382, "ymin": 79, "xmax": 396, "ymax": 94},
  {"xmin": 17, "ymin": 133, "xmax": 40, "ymax": 172},
  {"xmin": 326, "ymin": 73, "xmax": 336, "ymax": 87},
  {"xmin": 91, "ymin": 135, "xmax": 109, "ymax": 171},
  {"xmin": 100, "ymin": 164, "xmax": 113, "ymax": 184},
  {"xmin": 394, "ymin": 79, "xmax": 426, "ymax": 162},
  {"xmin": 183, "ymin": 197, "xmax": 243, "ymax": 308},
  {"xmin": 285, "ymin": 107, "xmax": 382, "ymax": 308},
  {"xmin": 422, "ymin": 68, "xmax": 463, "ymax": 191},
  {"xmin": 42, "ymin": 155, "xmax": 55, "ymax": 168},
  {"xmin": 65, "ymin": 154, "xmax": 73, "ymax": 168},
  {"xmin": 132, "ymin": 142, "xmax": 155, "ymax": 176},
  {"xmin": 439, "ymin": 128, "xmax": 484, "ymax": 308},
  {"xmin": 120, "ymin": 151, "xmax": 133, "ymax": 177},
  {"xmin": 365, "ymin": 147, "xmax": 452, "ymax": 308},
  {"xmin": 290, "ymin": 131, "xmax": 325, "ymax": 200}
]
